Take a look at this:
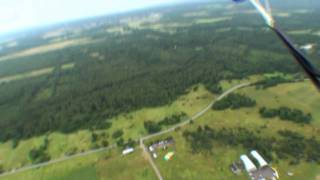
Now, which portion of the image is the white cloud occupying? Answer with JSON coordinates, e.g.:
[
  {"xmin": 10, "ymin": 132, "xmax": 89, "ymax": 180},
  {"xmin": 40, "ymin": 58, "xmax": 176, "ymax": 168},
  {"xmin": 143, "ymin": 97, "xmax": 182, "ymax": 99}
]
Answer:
[{"xmin": 0, "ymin": 0, "xmax": 185, "ymax": 34}]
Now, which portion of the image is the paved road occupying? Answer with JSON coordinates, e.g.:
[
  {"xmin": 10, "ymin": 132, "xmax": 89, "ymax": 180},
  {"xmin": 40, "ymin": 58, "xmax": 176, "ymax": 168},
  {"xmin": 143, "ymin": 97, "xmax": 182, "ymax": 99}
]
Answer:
[
  {"xmin": 139, "ymin": 82, "xmax": 250, "ymax": 180},
  {"xmin": 0, "ymin": 82, "xmax": 250, "ymax": 178}
]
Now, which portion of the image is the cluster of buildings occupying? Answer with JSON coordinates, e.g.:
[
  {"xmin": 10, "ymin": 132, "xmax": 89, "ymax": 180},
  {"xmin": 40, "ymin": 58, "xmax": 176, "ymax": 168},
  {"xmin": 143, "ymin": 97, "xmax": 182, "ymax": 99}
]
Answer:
[
  {"xmin": 148, "ymin": 138, "xmax": 175, "ymax": 159},
  {"xmin": 239, "ymin": 150, "xmax": 279, "ymax": 180},
  {"xmin": 121, "ymin": 137, "xmax": 175, "ymax": 160}
]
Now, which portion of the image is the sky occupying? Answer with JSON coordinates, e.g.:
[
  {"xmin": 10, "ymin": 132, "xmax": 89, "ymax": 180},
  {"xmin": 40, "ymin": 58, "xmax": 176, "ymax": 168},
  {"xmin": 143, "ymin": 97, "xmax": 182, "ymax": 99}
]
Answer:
[{"xmin": 0, "ymin": 0, "xmax": 188, "ymax": 35}]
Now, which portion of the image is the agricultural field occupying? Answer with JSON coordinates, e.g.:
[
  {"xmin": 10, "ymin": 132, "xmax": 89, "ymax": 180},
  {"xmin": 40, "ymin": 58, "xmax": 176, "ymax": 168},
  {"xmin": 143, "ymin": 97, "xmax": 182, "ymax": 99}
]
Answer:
[
  {"xmin": 0, "ymin": 38, "xmax": 99, "ymax": 62},
  {"xmin": 0, "ymin": 62, "xmax": 76, "ymax": 84},
  {"xmin": 0, "ymin": 67, "xmax": 54, "ymax": 84}
]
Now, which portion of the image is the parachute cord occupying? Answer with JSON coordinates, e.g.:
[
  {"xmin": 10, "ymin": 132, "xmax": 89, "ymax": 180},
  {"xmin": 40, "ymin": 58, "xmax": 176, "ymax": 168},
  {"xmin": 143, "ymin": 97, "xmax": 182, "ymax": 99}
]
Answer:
[{"xmin": 272, "ymin": 26, "xmax": 320, "ymax": 89}]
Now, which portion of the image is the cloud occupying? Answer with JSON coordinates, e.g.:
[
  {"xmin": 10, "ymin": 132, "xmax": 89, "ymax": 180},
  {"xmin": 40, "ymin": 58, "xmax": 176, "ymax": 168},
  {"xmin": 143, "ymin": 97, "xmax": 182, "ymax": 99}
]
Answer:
[{"xmin": 0, "ymin": 0, "xmax": 185, "ymax": 34}]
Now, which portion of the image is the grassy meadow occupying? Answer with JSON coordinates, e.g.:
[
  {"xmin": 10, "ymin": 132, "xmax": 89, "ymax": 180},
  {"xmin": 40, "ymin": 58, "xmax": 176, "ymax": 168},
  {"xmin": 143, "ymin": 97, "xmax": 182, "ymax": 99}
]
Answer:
[
  {"xmin": 1, "ymin": 78, "xmax": 320, "ymax": 180},
  {"xmin": 2, "ymin": 149, "xmax": 156, "ymax": 180},
  {"xmin": 145, "ymin": 80, "xmax": 320, "ymax": 180},
  {"xmin": 0, "ymin": 84, "xmax": 214, "ymax": 171}
]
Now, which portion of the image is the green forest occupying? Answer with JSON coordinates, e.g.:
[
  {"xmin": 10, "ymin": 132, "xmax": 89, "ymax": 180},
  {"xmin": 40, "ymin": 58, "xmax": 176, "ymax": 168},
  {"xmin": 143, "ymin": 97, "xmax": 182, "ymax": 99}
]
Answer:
[{"xmin": 0, "ymin": 0, "xmax": 319, "ymax": 143}]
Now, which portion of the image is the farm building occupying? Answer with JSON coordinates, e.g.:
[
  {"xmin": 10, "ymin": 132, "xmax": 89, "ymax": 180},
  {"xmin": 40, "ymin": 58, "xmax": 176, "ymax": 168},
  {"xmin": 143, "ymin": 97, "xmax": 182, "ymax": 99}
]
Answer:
[
  {"xmin": 240, "ymin": 151, "xmax": 279, "ymax": 180},
  {"xmin": 148, "ymin": 137, "xmax": 175, "ymax": 159},
  {"xmin": 240, "ymin": 155, "xmax": 257, "ymax": 172},
  {"xmin": 152, "ymin": 152, "xmax": 158, "ymax": 159},
  {"xmin": 300, "ymin": 43, "xmax": 315, "ymax": 52},
  {"xmin": 251, "ymin": 150, "xmax": 268, "ymax": 167},
  {"xmin": 122, "ymin": 147, "xmax": 134, "ymax": 155},
  {"xmin": 149, "ymin": 138, "xmax": 175, "ymax": 150}
]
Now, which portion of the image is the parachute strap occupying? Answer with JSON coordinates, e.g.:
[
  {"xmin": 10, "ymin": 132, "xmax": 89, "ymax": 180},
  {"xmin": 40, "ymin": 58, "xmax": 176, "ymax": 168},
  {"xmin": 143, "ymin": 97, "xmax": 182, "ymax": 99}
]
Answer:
[
  {"xmin": 263, "ymin": 0, "xmax": 272, "ymax": 14},
  {"xmin": 248, "ymin": 0, "xmax": 274, "ymax": 27},
  {"xmin": 243, "ymin": 0, "xmax": 320, "ymax": 90},
  {"xmin": 273, "ymin": 27, "xmax": 320, "ymax": 88}
]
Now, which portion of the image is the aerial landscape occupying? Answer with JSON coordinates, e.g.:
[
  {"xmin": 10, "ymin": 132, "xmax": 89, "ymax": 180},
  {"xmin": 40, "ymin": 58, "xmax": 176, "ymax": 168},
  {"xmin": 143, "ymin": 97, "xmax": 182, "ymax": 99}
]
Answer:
[{"xmin": 0, "ymin": 0, "xmax": 319, "ymax": 179}]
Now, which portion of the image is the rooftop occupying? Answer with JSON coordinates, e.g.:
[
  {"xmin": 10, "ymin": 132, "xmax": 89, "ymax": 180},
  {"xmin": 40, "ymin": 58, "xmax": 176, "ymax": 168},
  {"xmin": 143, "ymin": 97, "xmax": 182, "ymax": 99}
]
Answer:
[{"xmin": 251, "ymin": 166, "xmax": 278, "ymax": 180}]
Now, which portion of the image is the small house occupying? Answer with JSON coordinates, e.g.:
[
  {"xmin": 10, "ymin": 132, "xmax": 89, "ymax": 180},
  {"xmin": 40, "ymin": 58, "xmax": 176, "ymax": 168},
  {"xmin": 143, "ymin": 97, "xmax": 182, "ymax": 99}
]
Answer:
[
  {"xmin": 152, "ymin": 152, "xmax": 158, "ymax": 159},
  {"xmin": 122, "ymin": 147, "xmax": 134, "ymax": 155}
]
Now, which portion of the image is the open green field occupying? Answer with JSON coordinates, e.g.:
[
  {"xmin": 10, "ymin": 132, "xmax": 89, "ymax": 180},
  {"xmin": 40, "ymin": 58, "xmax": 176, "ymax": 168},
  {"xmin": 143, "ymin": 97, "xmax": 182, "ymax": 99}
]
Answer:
[
  {"xmin": 1, "ymin": 78, "xmax": 319, "ymax": 180},
  {"xmin": 145, "ymin": 80, "xmax": 320, "ymax": 180},
  {"xmin": 0, "ymin": 0, "xmax": 319, "ymax": 179},
  {"xmin": 238, "ymin": 80, "xmax": 320, "ymax": 127},
  {"xmin": 151, "ymin": 132, "xmax": 249, "ymax": 180},
  {"xmin": 2, "ymin": 149, "xmax": 157, "ymax": 180},
  {"xmin": 0, "ymin": 84, "xmax": 214, "ymax": 171}
]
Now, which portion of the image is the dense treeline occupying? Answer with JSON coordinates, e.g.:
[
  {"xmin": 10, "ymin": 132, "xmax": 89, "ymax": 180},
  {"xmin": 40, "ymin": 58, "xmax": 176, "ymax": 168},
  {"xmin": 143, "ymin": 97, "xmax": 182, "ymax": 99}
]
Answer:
[
  {"xmin": 90, "ymin": 131, "xmax": 109, "ymax": 150},
  {"xmin": 158, "ymin": 112, "xmax": 187, "ymax": 126},
  {"xmin": 144, "ymin": 112, "xmax": 187, "ymax": 134},
  {"xmin": 144, "ymin": 121, "xmax": 162, "ymax": 134},
  {"xmin": 212, "ymin": 93, "xmax": 256, "ymax": 110},
  {"xmin": 0, "ymin": 1, "xmax": 311, "ymax": 141},
  {"xmin": 29, "ymin": 137, "xmax": 50, "ymax": 164},
  {"xmin": 204, "ymin": 84, "xmax": 223, "ymax": 94},
  {"xmin": 255, "ymin": 76, "xmax": 294, "ymax": 89},
  {"xmin": 277, "ymin": 130, "xmax": 320, "ymax": 164},
  {"xmin": 183, "ymin": 125, "xmax": 320, "ymax": 164},
  {"xmin": 259, "ymin": 106, "xmax": 312, "ymax": 124},
  {"xmin": 183, "ymin": 126, "xmax": 274, "ymax": 160},
  {"xmin": 112, "ymin": 130, "xmax": 124, "ymax": 139}
]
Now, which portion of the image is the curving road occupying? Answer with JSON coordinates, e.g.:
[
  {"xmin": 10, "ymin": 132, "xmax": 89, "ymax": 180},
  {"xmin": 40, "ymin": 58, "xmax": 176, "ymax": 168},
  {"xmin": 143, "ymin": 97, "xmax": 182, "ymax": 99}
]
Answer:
[
  {"xmin": 139, "ymin": 82, "xmax": 250, "ymax": 180},
  {"xmin": 0, "ymin": 82, "xmax": 250, "ymax": 179},
  {"xmin": 141, "ymin": 82, "xmax": 251, "ymax": 141}
]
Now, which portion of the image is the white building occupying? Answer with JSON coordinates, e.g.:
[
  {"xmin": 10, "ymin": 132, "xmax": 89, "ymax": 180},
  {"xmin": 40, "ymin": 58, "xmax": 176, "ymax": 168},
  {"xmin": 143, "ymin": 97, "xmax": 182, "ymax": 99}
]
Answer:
[
  {"xmin": 152, "ymin": 152, "xmax": 158, "ymax": 159},
  {"xmin": 240, "ymin": 155, "xmax": 257, "ymax": 172},
  {"xmin": 251, "ymin": 150, "xmax": 268, "ymax": 167},
  {"xmin": 149, "ymin": 146, "xmax": 154, "ymax": 152},
  {"xmin": 300, "ymin": 44, "xmax": 315, "ymax": 52},
  {"xmin": 122, "ymin": 147, "xmax": 134, "ymax": 155}
]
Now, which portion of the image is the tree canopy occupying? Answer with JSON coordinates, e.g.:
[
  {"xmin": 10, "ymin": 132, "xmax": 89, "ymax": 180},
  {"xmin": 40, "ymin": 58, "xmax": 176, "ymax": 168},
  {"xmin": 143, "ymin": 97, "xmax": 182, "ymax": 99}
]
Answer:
[
  {"xmin": 212, "ymin": 93, "xmax": 256, "ymax": 110},
  {"xmin": 259, "ymin": 106, "xmax": 312, "ymax": 124}
]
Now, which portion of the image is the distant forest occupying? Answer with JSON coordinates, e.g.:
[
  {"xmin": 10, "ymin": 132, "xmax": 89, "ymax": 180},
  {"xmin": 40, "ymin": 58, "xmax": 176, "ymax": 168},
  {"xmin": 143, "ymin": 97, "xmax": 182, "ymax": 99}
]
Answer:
[{"xmin": 0, "ymin": 1, "xmax": 319, "ymax": 141}]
